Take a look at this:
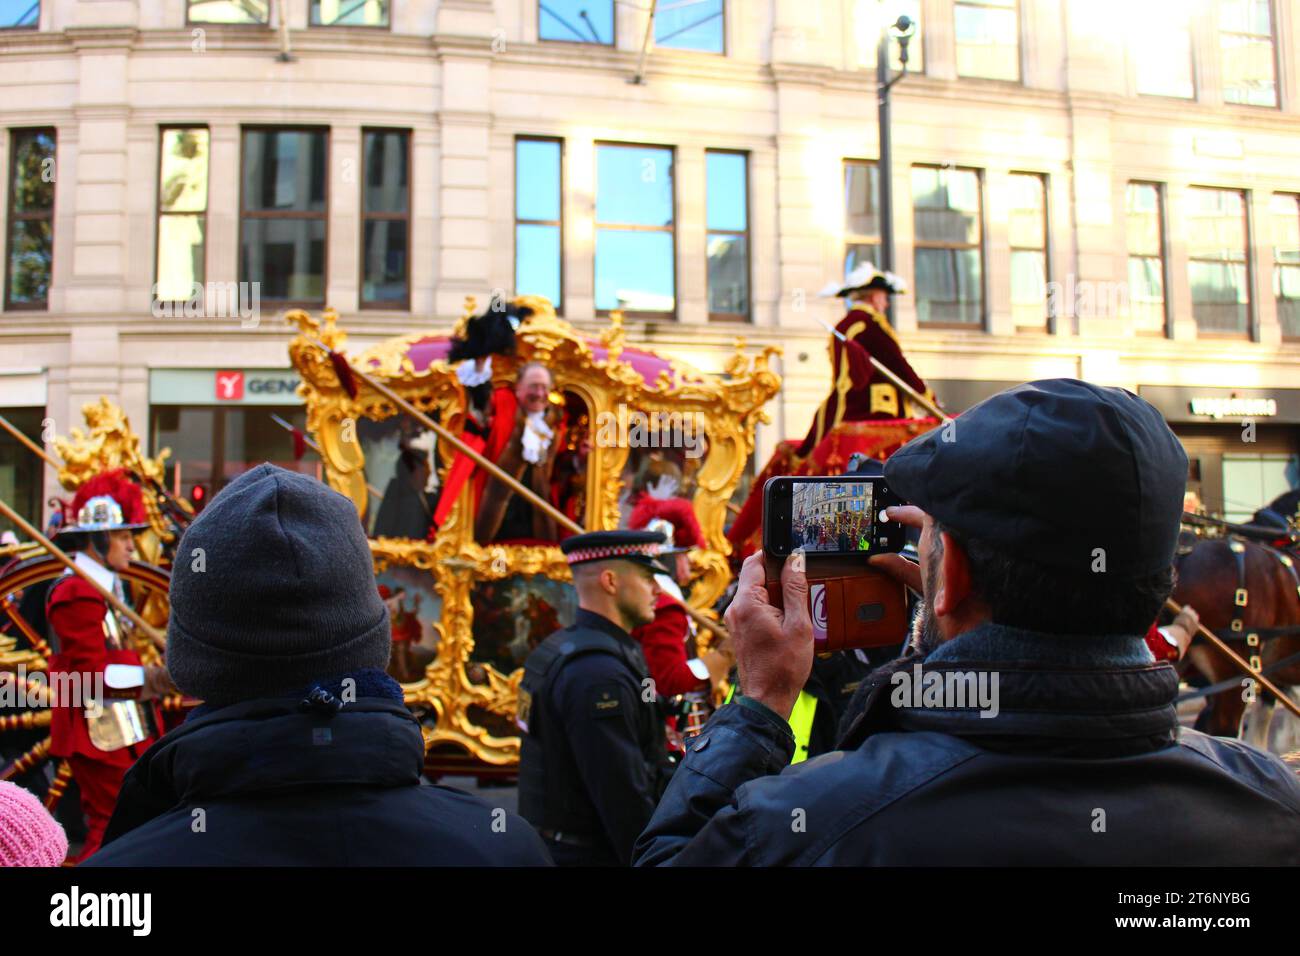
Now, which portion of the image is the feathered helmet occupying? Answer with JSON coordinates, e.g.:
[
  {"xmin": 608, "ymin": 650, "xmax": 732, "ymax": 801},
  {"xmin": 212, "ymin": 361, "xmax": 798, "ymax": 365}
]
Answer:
[
  {"xmin": 58, "ymin": 469, "xmax": 149, "ymax": 535},
  {"xmin": 628, "ymin": 497, "xmax": 703, "ymax": 555}
]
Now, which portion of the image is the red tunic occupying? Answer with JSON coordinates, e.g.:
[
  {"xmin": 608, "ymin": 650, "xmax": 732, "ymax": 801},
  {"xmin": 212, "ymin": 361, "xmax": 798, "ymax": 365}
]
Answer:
[
  {"xmin": 46, "ymin": 574, "xmax": 160, "ymax": 768},
  {"xmin": 631, "ymin": 593, "xmax": 706, "ymax": 699},
  {"xmin": 797, "ymin": 306, "xmax": 933, "ymax": 457}
]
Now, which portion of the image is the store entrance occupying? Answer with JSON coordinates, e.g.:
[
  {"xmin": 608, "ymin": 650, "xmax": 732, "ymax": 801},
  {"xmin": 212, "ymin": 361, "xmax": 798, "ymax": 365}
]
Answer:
[
  {"xmin": 1176, "ymin": 424, "xmax": 1299, "ymax": 522},
  {"xmin": 150, "ymin": 405, "xmax": 320, "ymax": 512}
]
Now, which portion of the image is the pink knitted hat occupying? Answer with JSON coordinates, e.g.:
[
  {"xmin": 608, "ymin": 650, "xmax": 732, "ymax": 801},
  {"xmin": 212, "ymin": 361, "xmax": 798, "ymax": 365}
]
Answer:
[{"xmin": 0, "ymin": 781, "xmax": 68, "ymax": 867}]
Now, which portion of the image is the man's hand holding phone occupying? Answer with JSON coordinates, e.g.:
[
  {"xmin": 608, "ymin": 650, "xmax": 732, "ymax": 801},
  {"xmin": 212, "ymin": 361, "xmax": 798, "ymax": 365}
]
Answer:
[
  {"xmin": 865, "ymin": 505, "xmax": 927, "ymax": 593},
  {"xmin": 724, "ymin": 550, "xmax": 815, "ymax": 722}
]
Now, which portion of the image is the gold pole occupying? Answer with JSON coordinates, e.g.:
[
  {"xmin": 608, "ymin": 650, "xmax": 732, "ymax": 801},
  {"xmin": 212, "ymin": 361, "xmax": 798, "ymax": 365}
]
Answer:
[
  {"xmin": 0, "ymin": 497, "xmax": 167, "ymax": 649},
  {"xmin": 1165, "ymin": 597, "xmax": 1300, "ymax": 721},
  {"xmin": 0, "ymin": 413, "xmax": 59, "ymax": 469},
  {"xmin": 307, "ymin": 340, "xmax": 732, "ymax": 643}
]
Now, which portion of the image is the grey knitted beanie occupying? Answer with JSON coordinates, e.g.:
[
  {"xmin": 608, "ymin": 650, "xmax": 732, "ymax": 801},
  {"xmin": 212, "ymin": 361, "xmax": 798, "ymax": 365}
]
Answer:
[{"xmin": 166, "ymin": 463, "xmax": 390, "ymax": 704}]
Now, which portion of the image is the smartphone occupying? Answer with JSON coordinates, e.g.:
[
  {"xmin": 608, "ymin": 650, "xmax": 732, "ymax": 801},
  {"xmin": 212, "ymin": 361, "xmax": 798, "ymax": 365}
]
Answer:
[{"xmin": 762, "ymin": 476, "xmax": 906, "ymax": 559}]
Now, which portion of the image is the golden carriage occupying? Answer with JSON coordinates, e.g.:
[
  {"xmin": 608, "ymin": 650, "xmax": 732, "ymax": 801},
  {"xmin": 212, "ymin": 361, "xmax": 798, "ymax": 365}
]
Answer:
[{"xmin": 286, "ymin": 297, "xmax": 780, "ymax": 767}]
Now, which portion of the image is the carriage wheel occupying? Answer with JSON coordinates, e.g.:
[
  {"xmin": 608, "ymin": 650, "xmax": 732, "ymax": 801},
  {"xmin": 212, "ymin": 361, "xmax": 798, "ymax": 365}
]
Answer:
[{"xmin": 0, "ymin": 554, "xmax": 180, "ymax": 811}]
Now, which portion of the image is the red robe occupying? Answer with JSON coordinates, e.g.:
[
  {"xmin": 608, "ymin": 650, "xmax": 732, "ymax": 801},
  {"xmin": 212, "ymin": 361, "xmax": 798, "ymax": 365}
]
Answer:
[
  {"xmin": 631, "ymin": 593, "xmax": 706, "ymax": 699},
  {"xmin": 797, "ymin": 306, "xmax": 933, "ymax": 457},
  {"xmin": 46, "ymin": 575, "xmax": 159, "ymax": 767},
  {"xmin": 47, "ymin": 573, "xmax": 162, "ymax": 861}
]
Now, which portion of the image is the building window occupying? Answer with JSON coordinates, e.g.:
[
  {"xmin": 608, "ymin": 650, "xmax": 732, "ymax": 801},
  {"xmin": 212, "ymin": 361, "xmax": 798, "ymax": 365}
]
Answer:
[
  {"xmin": 360, "ymin": 129, "xmax": 409, "ymax": 308},
  {"xmin": 0, "ymin": 408, "xmax": 42, "ymax": 536},
  {"xmin": 1, "ymin": 1, "xmax": 39, "ymax": 28},
  {"xmin": 706, "ymin": 150, "xmax": 748, "ymax": 320},
  {"xmin": 539, "ymin": 0, "xmax": 613, "ymax": 44},
  {"xmin": 656, "ymin": 0, "xmax": 724, "ymax": 54},
  {"xmin": 1272, "ymin": 192, "xmax": 1300, "ymax": 339},
  {"xmin": 1134, "ymin": 1, "xmax": 1194, "ymax": 98},
  {"xmin": 1219, "ymin": 0, "xmax": 1276, "ymax": 107},
  {"xmin": 844, "ymin": 160, "xmax": 879, "ymax": 276},
  {"xmin": 595, "ymin": 143, "xmax": 675, "ymax": 316},
  {"xmin": 1008, "ymin": 172, "xmax": 1048, "ymax": 330},
  {"xmin": 1125, "ymin": 182, "xmax": 1168, "ymax": 335},
  {"xmin": 188, "ymin": 0, "xmax": 270, "ymax": 24},
  {"xmin": 954, "ymin": 0, "xmax": 1019, "ymax": 81},
  {"xmin": 240, "ymin": 128, "xmax": 328, "ymax": 306},
  {"xmin": 1186, "ymin": 186, "xmax": 1251, "ymax": 336},
  {"xmin": 311, "ymin": 0, "xmax": 389, "ymax": 27},
  {"xmin": 515, "ymin": 138, "xmax": 563, "ymax": 311},
  {"xmin": 155, "ymin": 128, "xmax": 209, "ymax": 304},
  {"xmin": 912, "ymin": 165, "xmax": 983, "ymax": 327},
  {"xmin": 5, "ymin": 128, "xmax": 55, "ymax": 311}
]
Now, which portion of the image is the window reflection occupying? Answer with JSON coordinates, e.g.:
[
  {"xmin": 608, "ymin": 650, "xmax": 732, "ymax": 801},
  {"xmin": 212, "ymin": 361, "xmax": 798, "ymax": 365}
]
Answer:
[
  {"xmin": 1220, "ymin": 0, "xmax": 1276, "ymax": 106},
  {"xmin": 595, "ymin": 144, "xmax": 675, "ymax": 314},
  {"xmin": 954, "ymin": 0, "xmax": 1018, "ymax": 81},
  {"xmin": 241, "ymin": 129, "xmax": 328, "ymax": 304},
  {"xmin": 1008, "ymin": 173, "xmax": 1047, "ymax": 329},
  {"xmin": 156, "ymin": 128, "xmax": 209, "ymax": 302},
  {"xmin": 362, "ymin": 129, "xmax": 409, "ymax": 307},
  {"xmin": 0, "ymin": 0, "xmax": 38, "ymax": 28},
  {"xmin": 188, "ymin": 0, "xmax": 270, "ymax": 24},
  {"xmin": 1186, "ymin": 187, "xmax": 1250, "ymax": 334},
  {"xmin": 1125, "ymin": 182, "xmax": 1167, "ymax": 333},
  {"xmin": 539, "ymin": 0, "xmax": 613, "ymax": 44},
  {"xmin": 706, "ymin": 150, "xmax": 748, "ymax": 318},
  {"xmin": 656, "ymin": 0, "xmax": 724, "ymax": 54},
  {"xmin": 1272, "ymin": 193, "xmax": 1300, "ymax": 339},
  {"xmin": 312, "ymin": 0, "xmax": 389, "ymax": 27},
  {"xmin": 516, "ymin": 138, "xmax": 563, "ymax": 310},
  {"xmin": 6, "ymin": 129, "xmax": 55, "ymax": 309},
  {"xmin": 913, "ymin": 166, "xmax": 983, "ymax": 326}
]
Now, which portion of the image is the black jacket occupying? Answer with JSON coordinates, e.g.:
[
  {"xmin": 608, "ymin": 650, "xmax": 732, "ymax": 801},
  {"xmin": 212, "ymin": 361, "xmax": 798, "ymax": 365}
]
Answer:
[
  {"xmin": 634, "ymin": 624, "xmax": 1300, "ymax": 866},
  {"xmin": 518, "ymin": 609, "xmax": 674, "ymax": 865},
  {"xmin": 84, "ymin": 696, "xmax": 551, "ymax": 866}
]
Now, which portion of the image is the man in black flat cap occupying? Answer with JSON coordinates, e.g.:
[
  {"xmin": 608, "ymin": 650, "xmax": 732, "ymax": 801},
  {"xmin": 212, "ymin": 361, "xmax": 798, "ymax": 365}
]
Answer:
[
  {"xmin": 517, "ymin": 529, "xmax": 677, "ymax": 866},
  {"xmin": 635, "ymin": 379, "xmax": 1300, "ymax": 866}
]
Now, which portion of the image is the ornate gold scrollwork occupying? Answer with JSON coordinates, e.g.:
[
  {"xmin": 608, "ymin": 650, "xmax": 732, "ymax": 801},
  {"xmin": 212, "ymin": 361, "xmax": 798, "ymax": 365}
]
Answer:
[{"xmin": 287, "ymin": 299, "xmax": 781, "ymax": 763}]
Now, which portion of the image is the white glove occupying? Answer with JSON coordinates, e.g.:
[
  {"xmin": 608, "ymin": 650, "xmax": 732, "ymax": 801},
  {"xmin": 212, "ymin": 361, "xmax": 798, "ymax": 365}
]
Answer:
[{"xmin": 646, "ymin": 474, "xmax": 679, "ymax": 500}]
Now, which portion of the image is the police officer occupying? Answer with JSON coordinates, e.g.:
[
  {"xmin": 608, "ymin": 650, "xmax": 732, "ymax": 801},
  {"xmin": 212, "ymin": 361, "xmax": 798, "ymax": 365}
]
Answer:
[{"xmin": 517, "ymin": 529, "xmax": 676, "ymax": 866}]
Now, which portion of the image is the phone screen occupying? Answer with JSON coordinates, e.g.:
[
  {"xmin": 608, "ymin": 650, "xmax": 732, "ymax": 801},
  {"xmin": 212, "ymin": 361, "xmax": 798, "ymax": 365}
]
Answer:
[
  {"xmin": 792, "ymin": 479, "xmax": 877, "ymax": 553},
  {"xmin": 762, "ymin": 476, "xmax": 904, "ymax": 558}
]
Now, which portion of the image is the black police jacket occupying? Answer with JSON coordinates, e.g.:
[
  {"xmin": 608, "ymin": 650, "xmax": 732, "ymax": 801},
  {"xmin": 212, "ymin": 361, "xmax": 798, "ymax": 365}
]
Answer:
[
  {"xmin": 634, "ymin": 623, "xmax": 1300, "ymax": 866},
  {"xmin": 518, "ymin": 608, "xmax": 674, "ymax": 865},
  {"xmin": 83, "ymin": 696, "xmax": 552, "ymax": 866}
]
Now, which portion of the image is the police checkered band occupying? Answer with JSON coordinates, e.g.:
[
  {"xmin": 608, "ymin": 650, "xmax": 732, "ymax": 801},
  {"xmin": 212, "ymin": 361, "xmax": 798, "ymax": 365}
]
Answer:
[{"xmin": 565, "ymin": 542, "xmax": 663, "ymax": 565}]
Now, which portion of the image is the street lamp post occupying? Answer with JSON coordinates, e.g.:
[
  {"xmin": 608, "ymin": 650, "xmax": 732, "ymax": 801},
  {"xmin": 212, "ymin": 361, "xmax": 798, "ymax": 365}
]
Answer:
[{"xmin": 876, "ymin": 12, "xmax": 915, "ymax": 280}]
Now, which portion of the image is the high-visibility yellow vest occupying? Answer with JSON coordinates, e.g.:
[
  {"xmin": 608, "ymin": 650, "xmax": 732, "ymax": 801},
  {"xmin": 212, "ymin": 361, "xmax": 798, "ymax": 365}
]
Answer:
[{"xmin": 724, "ymin": 687, "xmax": 819, "ymax": 765}]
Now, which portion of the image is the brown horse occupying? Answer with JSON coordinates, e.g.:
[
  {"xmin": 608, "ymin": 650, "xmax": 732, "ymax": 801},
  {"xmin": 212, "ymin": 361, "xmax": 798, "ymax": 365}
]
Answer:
[{"xmin": 1173, "ymin": 536, "xmax": 1300, "ymax": 750}]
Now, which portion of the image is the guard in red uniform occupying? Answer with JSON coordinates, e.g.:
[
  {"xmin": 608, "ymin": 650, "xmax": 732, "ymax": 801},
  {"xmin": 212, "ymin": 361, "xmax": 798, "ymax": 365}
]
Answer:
[
  {"xmin": 628, "ymin": 497, "xmax": 732, "ymax": 746},
  {"xmin": 46, "ymin": 470, "xmax": 172, "ymax": 862},
  {"xmin": 798, "ymin": 263, "xmax": 937, "ymax": 457}
]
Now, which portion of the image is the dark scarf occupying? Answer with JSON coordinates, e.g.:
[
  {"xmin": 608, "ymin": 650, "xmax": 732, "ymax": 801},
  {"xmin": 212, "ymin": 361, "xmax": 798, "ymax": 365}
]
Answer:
[{"xmin": 186, "ymin": 667, "xmax": 404, "ymax": 723}]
